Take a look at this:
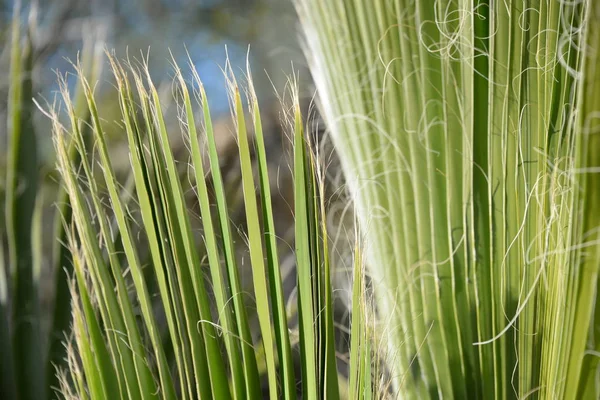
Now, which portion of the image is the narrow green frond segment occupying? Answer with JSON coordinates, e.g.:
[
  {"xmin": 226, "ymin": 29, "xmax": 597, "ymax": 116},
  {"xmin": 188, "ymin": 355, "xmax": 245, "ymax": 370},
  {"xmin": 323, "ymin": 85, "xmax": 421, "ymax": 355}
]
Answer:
[
  {"xmin": 293, "ymin": 103, "xmax": 318, "ymax": 396},
  {"xmin": 566, "ymin": 3, "xmax": 600, "ymax": 398},
  {"xmin": 70, "ymin": 248, "xmax": 121, "ymax": 400},
  {"xmin": 0, "ymin": 228, "xmax": 13, "ymax": 400},
  {"xmin": 4, "ymin": 4, "xmax": 43, "ymax": 399},
  {"xmin": 348, "ymin": 241, "xmax": 368, "ymax": 399},
  {"xmin": 231, "ymin": 86, "xmax": 279, "ymax": 399},
  {"xmin": 247, "ymin": 76, "xmax": 296, "ymax": 399},
  {"xmin": 315, "ymin": 145, "xmax": 340, "ymax": 400}
]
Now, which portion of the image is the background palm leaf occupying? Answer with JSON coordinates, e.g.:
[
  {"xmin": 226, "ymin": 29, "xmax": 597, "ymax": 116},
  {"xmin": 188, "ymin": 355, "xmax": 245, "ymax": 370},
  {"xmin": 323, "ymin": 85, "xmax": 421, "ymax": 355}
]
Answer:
[{"xmin": 49, "ymin": 54, "xmax": 369, "ymax": 399}]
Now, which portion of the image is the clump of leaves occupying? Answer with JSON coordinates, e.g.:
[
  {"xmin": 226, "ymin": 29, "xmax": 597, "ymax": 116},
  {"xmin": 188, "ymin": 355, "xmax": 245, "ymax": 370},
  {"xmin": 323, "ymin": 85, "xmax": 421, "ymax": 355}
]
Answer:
[
  {"xmin": 48, "ymin": 54, "xmax": 374, "ymax": 399},
  {"xmin": 297, "ymin": 0, "xmax": 600, "ymax": 398}
]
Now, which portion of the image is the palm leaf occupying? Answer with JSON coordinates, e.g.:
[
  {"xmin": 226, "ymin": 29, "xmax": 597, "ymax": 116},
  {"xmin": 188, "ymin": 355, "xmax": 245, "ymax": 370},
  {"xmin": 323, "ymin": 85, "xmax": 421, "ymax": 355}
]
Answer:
[
  {"xmin": 50, "ymin": 54, "xmax": 354, "ymax": 400},
  {"xmin": 297, "ymin": 0, "xmax": 600, "ymax": 398}
]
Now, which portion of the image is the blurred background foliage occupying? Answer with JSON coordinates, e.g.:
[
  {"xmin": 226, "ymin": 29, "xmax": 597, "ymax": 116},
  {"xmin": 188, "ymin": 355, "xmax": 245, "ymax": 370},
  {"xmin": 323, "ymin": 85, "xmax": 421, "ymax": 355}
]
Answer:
[{"xmin": 0, "ymin": 0, "xmax": 306, "ymax": 166}]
